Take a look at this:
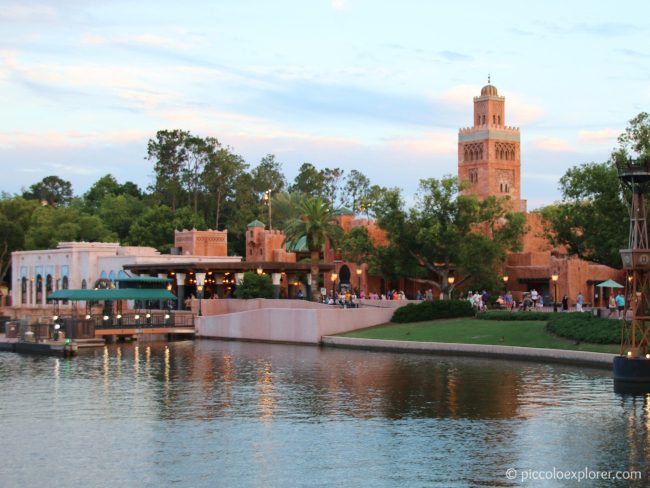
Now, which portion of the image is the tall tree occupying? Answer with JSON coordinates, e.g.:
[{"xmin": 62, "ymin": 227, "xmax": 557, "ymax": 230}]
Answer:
[
  {"xmin": 147, "ymin": 129, "xmax": 190, "ymax": 212},
  {"xmin": 183, "ymin": 136, "xmax": 211, "ymax": 212},
  {"xmin": 251, "ymin": 154, "xmax": 287, "ymax": 196},
  {"xmin": 283, "ymin": 197, "xmax": 343, "ymax": 300},
  {"xmin": 289, "ymin": 163, "xmax": 326, "ymax": 198},
  {"xmin": 128, "ymin": 205, "xmax": 206, "ymax": 253},
  {"xmin": 84, "ymin": 174, "xmax": 142, "ymax": 211},
  {"xmin": 23, "ymin": 176, "xmax": 73, "ymax": 207},
  {"xmin": 342, "ymin": 169, "xmax": 371, "ymax": 213},
  {"xmin": 0, "ymin": 197, "xmax": 39, "ymax": 283},
  {"xmin": 202, "ymin": 143, "xmax": 248, "ymax": 229},
  {"xmin": 340, "ymin": 226, "xmax": 375, "ymax": 265},
  {"xmin": 322, "ymin": 167, "xmax": 344, "ymax": 205}
]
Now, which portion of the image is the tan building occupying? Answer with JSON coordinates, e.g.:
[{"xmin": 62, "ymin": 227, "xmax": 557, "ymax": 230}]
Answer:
[{"xmin": 459, "ymin": 82, "xmax": 623, "ymax": 307}]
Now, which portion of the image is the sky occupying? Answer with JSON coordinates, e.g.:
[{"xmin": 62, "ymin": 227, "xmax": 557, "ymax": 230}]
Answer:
[{"xmin": 1, "ymin": 0, "xmax": 649, "ymax": 209}]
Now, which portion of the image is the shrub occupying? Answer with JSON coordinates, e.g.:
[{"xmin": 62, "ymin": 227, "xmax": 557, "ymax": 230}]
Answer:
[
  {"xmin": 233, "ymin": 272, "xmax": 275, "ymax": 299},
  {"xmin": 391, "ymin": 300, "xmax": 474, "ymax": 323},
  {"xmin": 546, "ymin": 313, "xmax": 620, "ymax": 344},
  {"xmin": 477, "ymin": 311, "xmax": 548, "ymax": 321}
]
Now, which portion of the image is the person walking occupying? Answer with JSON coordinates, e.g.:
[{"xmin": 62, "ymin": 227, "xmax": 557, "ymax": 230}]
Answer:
[
  {"xmin": 615, "ymin": 291, "xmax": 625, "ymax": 319},
  {"xmin": 561, "ymin": 295, "xmax": 569, "ymax": 311}
]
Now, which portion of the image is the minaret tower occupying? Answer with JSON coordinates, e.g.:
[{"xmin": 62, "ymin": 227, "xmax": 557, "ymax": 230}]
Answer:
[{"xmin": 458, "ymin": 78, "xmax": 525, "ymax": 212}]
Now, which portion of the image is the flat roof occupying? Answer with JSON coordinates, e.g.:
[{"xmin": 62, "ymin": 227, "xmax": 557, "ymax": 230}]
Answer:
[
  {"xmin": 48, "ymin": 288, "xmax": 177, "ymax": 301},
  {"xmin": 123, "ymin": 261, "xmax": 335, "ymax": 274}
]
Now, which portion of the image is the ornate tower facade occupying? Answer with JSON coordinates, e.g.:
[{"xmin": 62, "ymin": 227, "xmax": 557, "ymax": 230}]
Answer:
[{"xmin": 458, "ymin": 82, "xmax": 526, "ymax": 212}]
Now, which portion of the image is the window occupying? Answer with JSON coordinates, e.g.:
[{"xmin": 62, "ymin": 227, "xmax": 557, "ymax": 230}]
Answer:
[
  {"xmin": 81, "ymin": 279, "xmax": 87, "ymax": 289},
  {"xmin": 493, "ymin": 115, "xmax": 496, "ymax": 124},
  {"xmin": 498, "ymin": 115, "xmax": 501, "ymax": 125}
]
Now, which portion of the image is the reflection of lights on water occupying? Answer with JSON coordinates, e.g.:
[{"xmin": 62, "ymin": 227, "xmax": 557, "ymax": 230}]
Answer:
[
  {"xmin": 164, "ymin": 346, "xmax": 170, "ymax": 384},
  {"xmin": 257, "ymin": 362, "xmax": 275, "ymax": 421},
  {"xmin": 134, "ymin": 345, "xmax": 140, "ymax": 374},
  {"xmin": 103, "ymin": 346, "xmax": 110, "ymax": 391}
]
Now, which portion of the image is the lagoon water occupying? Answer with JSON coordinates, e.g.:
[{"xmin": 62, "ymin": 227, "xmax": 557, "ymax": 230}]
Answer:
[{"xmin": 0, "ymin": 340, "xmax": 648, "ymax": 487}]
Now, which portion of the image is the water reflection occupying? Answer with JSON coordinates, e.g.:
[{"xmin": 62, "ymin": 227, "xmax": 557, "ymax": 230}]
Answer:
[{"xmin": 0, "ymin": 340, "xmax": 648, "ymax": 487}]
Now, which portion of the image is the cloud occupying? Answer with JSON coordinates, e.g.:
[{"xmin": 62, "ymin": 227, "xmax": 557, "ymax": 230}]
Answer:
[
  {"xmin": 0, "ymin": 129, "xmax": 150, "ymax": 149},
  {"xmin": 528, "ymin": 137, "xmax": 573, "ymax": 152},
  {"xmin": 438, "ymin": 51, "xmax": 472, "ymax": 62},
  {"xmin": 81, "ymin": 33, "xmax": 191, "ymax": 50},
  {"xmin": 331, "ymin": 0, "xmax": 349, "ymax": 10},
  {"xmin": 384, "ymin": 131, "xmax": 457, "ymax": 156},
  {"xmin": 0, "ymin": 3, "xmax": 58, "ymax": 22},
  {"xmin": 577, "ymin": 128, "xmax": 621, "ymax": 145}
]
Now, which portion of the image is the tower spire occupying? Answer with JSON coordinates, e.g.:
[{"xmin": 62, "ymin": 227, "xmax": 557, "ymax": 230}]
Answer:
[{"xmin": 488, "ymin": 73, "xmax": 491, "ymax": 84}]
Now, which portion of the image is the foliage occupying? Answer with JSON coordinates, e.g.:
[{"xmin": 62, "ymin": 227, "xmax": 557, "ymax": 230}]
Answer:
[
  {"xmin": 252, "ymin": 154, "xmax": 287, "ymax": 196},
  {"xmin": 0, "ymin": 197, "xmax": 39, "ymax": 283},
  {"xmin": 373, "ymin": 176, "xmax": 525, "ymax": 298},
  {"xmin": 147, "ymin": 129, "xmax": 189, "ymax": 212},
  {"xmin": 22, "ymin": 175, "xmax": 73, "ymax": 207},
  {"xmin": 539, "ymin": 163, "xmax": 627, "ymax": 268},
  {"xmin": 128, "ymin": 205, "xmax": 205, "ymax": 253},
  {"xmin": 283, "ymin": 197, "xmax": 343, "ymax": 299},
  {"xmin": 83, "ymin": 174, "xmax": 142, "ymax": 211},
  {"xmin": 391, "ymin": 300, "xmax": 475, "ymax": 323},
  {"xmin": 233, "ymin": 271, "xmax": 275, "ymax": 299},
  {"xmin": 340, "ymin": 226, "xmax": 374, "ymax": 265},
  {"xmin": 97, "ymin": 194, "xmax": 146, "ymax": 242},
  {"xmin": 546, "ymin": 313, "xmax": 620, "ymax": 344},
  {"xmin": 342, "ymin": 169, "xmax": 371, "ymax": 213}
]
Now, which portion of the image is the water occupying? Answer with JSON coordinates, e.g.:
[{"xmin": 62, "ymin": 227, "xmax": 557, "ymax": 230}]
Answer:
[{"xmin": 0, "ymin": 340, "xmax": 648, "ymax": 487}]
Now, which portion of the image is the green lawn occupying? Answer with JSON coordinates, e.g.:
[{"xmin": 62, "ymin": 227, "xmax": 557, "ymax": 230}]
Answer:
[{"xmin": 339, "ymin": 318, "xmax": 620, "ymax": 354}]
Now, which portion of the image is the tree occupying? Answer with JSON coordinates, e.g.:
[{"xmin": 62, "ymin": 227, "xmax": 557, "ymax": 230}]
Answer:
[
  {"xmin": 0, "ymin": 197, "xmax": 38, "ymax": 283},
  {"xmin": 283, "ymin": 197, "xmax": 343, "ymax": 300},
  {"xmin": 128, "ymin": 205, "xmax": 206, "ymax": 253},
  {"xmin": 147, "ymin": 129, "xmax": 190, "ymax": 212},
  {"xmin": 98, "ymin": 194, "xmax": 146, "ymax": 242},
  {"xmin": 84, "ymin": 174, "xmax": 142, "ymax": 211},
  {"xmin": 289, "ymin": 163, "xmax": 326, "ymax": 198},
  {"xmin": 342, "ymin": 169, "xmax": 371, "ymax": 213},
  {"xmin": 233, "ymin": 272, "xmax": 275, "ymax": 299},
  {"xmin": 340, "ymin": 226, "xmax": 374, "ymax": 265},
  {"xmin": 374, "ymin": 177, "xmax": 525, "ymax": 297},
  {"xmin": 322, "ymin": 167, "xmax": 344, "ymax": 205},
  {"xmin": 23, "ymin": 176, "xmax": 73, "ymax": 207},
  {"xmin": 183, "ymin": 135, "xmax": 211, "ymax": 212},
  {"xmin": 540, "ymin": 163, "xmax": 627, "ymax": 267},
  {"xmin": 202, "ymin": 143, "xmax": 247, "ymax": 229},
  {"xmin": 251, "ymin": 154, "xmax": 287, "ymax": 196},
  {"xmin": 541, "ymin": 112, "xmax": 650, "ymax": 268}
]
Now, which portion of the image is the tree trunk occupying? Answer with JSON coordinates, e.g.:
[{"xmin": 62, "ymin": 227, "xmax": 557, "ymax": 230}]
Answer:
[
  {"xmin": 310, "ymin": 250, "xmax": 320, "ymax": 301},
  {"xmin": 215, "ymin": 189, "xmax": 221, "ymax": 229}
]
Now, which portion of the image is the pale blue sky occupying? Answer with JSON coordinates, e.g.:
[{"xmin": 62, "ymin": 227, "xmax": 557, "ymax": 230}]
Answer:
[{"xmin": 1, "ymin": 0, "xmax": 649, "ymax": 208}]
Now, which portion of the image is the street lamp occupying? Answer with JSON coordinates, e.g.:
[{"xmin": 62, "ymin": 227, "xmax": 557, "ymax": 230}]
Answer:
[
  {"xmin": 502, "ymin": 275, "xmax": 509, "ymax": 290},
  {"xmin": 331, "ymin": 272, "xmax": 338, "ymax": 298},
  {"xmin": 256, "ymin": 267, "xmax": 263, "ymax": 275},
  {"xmin": 356, "ymin": 268, "xmax": 362, "ymax": 295},
  {"xmin": 551, "ymin": 272, "xmax": 559, "ymax": 312},
  {"xmin": 447, "ymin": 276, "xmax": 455, "ymax": 299},
  {"xmin": 263, "ymin": 189, "xmax": 272, "ymax": 230},
  {"xmin": 196, "ymin": 272, "xmax": 206, "ymax": 317}
]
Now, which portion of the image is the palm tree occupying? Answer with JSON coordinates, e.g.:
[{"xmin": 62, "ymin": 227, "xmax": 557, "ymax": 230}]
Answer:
[{"xmin": 283, "ymin": 197, "xmax": 343, "ymax": 300}]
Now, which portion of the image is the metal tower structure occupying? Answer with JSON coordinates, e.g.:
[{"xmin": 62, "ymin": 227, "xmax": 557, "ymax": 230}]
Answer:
[{"xmin": 614, "ymin": 157, "xmax": 650, "ymax": 383}]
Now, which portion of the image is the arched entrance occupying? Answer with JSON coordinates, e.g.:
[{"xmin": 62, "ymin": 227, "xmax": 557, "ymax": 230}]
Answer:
[{"xmin": 339, "ymin": 265, "xmax": 351, "ymax": 291}]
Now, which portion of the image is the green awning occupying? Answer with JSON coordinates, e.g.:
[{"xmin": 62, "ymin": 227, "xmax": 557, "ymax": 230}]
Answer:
[
  {"xmin": 596, "ymin": 279, "xmax": 624, "ymax": 288},
  {"xmin": 116, "ymin": 277, "xmax": 172, "ymax": 284},
  {"xmin": 48, "ymin": 288, "xmax": 177, "ymax": 301}
]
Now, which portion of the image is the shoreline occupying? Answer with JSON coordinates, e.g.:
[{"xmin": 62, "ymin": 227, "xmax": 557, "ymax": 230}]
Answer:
[{"xmin": 321, "ymin": 336, "xmax": 615, "ymax": 370}]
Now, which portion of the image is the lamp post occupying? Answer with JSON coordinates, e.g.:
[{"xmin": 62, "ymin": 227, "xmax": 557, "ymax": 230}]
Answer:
[
  {"xmin": 256, "ymin": 267, "xmax": 263, "ymax": 276},
  {"xmin": 447, "ymin": 276, "xmax": 455, "ymax": 299},
  {"xmin": 331, "ymin": 272, "xmax": 338, "ymax": 299},
  {"xmin": 551, "ymin": 272, "xmax": 559, "ymax": 312},
  {"xmin": 263, "ymin": 189, "xmax": 272, "ymax": 230},
  {"xmin": 356, "ymin": 267, "xmax": 362, "ymax": 295},
  {"xmin": 502, "ymin": 275, "xmax": 509, "ymax": 293},
  {"xmin": 196, "ymin": 272, "xmax": 206, "ymax": 317}
]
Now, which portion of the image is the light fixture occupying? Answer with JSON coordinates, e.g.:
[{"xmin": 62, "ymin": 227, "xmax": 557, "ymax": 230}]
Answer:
[
  {"xmin": 116, "ymin": 314, "xmax": 122, "ymax": 320},
  {"xmin": 54, "ymin": 323, "xmax": 60, "ymax": 330},
  {"xmin": 103, "ymin": 315, "xmax": 109, "ymax": 321},
  {"xmin": 145, "ymin": 313, "xmax": 151, "ymax": 319},
  {"xmin": 628, "ymin": 351, "xmax": 633, "ymax": 357},
  {"xmin": 551, "ymin": 273, "xmax": 558, "ymax": 282},
  {"xmin": 134, "ymin": 314, "xmax": 140, "ymax": 320},
  {"xmin": 256, "ymin": 267, "xmax": 263, "ymax": 275},
  {"xmin": 646, "ymin": 354, "xmax": 650, "ymax": 359},
  {"xmin": 502, "ymin": 275, "xmax": 509, "ymax": 283},
  {"xmin": 164, "ymin": 314, "xmax": 170, "ymax": 320},
  {"xmin": 331, "ymin": 273, "xmax": 338, "ymax": 282},
  {"xmin": 52, "ymin": 315, "xmax": 58, "ymax": 321},
  {"xmin": 356, "ymin": 269, "xmax": 362, "ymax": 276},
  {"xmin": 448, "ymin": 276, "xmax": 455, "ymax": 285},
  {"xmin": 166, "ymin": 284, "xmax": 172, "ymax": 291},
  {"xmin": 85, "ymin": 314, "xmax": 91, "ymax": 320}
]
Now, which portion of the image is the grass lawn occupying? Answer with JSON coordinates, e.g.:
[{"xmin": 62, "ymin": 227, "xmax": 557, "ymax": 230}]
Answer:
[{"xmin": 339, "ymin": 318, "xmax": 620, "ymax": 354}]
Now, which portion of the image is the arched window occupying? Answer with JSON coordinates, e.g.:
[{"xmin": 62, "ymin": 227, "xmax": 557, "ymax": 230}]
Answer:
[
  {"xmin": 476, "ymin": 115, "xmax": 480, "ymax": 125},
  {"xmin": 46, "ymin": 275, "xmax": 53, "ymax": 296},
  {"xmin": 498, "ymin": 115, "xmax": 501, "ymax": 125},
  {"xmin": 339, "ymin": 265, "xmax": 351, "ymax": 285},
  {"xmin": 36, "ymin": 274, "xmax": 43, "ymax": 303},
  {"xmin": 21, "ymin": 277, "xmax": 27, "ymax": 304},
  {"xmin": 493, "ymin": 115, "xmax": 496, "ymax": 124},
  {"xmin": 481, "ymin": 115, "xmax": 485, "ymax": 125},
  {"xmin": 81, "ymin": 279, "xmax": 87, "ymax": 289}
]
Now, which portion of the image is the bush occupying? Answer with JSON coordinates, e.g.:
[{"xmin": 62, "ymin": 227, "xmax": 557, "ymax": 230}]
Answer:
[
  {"xmin": 233, "ymin": 272, "xmax": 275, "ymax": 299},
  {"xmin": 546, "ymin": 313, "xmax": 620, "ymax": 344},
  {"xmin": 477, "ymin": 311, "xmax": 548, "ymax": 321},
  {"xmin": 391, "ymin": 300, "xmax": 475, "ymax": 323}
]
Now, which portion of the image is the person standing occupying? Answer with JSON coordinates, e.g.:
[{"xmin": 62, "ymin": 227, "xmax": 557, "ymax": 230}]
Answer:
[
  {"xmin": 615, "ymin": 291, "xmax": 625, "ymax": 319},
  {"xmin": 576, "ymin": 291, "xmax": 584, "ymax": 312},
  {"xmin": 562, "ymin": 295, "xmax": 569, "ymax": 311},
  {"xmin": 608, "ymin": 295, "xmax": 617, "ymax": 318}
]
